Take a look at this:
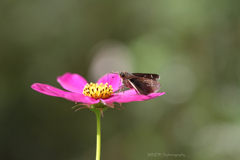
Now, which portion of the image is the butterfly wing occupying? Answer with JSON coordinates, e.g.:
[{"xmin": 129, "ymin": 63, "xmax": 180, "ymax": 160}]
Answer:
[
  {"xmin": 132, "ymin": 73, "xmax": 160, "ymax": 80},
  {"xmin": 129, "ymin": 77, "xmax": 161, "ymax": 95}
]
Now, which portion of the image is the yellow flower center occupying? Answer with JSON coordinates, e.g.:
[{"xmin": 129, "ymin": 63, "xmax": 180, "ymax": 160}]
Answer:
[{"xmin": 83, "ymin": 82, "xmax": 113, "ymax": 99}]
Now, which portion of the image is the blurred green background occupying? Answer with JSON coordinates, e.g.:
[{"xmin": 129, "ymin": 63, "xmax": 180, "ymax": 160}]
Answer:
[{"xmin": 1, "ymin": 0, "xmax": 240, "ymax": 160}]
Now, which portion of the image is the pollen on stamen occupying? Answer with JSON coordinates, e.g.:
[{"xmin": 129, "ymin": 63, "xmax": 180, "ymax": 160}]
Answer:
[{"xmin": 82, "ymin": 82, "xmax": 113, "ymax": 99}]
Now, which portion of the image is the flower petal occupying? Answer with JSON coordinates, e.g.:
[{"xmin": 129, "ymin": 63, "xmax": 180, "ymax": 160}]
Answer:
[
  {"xmin": 32, "ymin": 83, "xmax": 100, "ymax": 104},
  {"xmin": 31, "ymin": 83, "xmax": 69, "ymax": 97},
  {"xmin": 57, "ymin": 73, "xmax": 88, "ymax": 93},
  {"xmin": 64, "ymin": 93, "xmax": 100, "ymax": 104},
  {"xmin": 97, "ymin": 73, "xmax": 121, "ymax": 92},
  {"xmin": 102, "ymin": 90, "xmax": 165, "ymax": 103}
]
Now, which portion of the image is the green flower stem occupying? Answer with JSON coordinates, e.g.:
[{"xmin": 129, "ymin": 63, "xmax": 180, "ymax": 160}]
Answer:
[
  {"xmin": 90, "ymin": 103, "xmax": 107, "ymax": 160},
  {"xmin": 95, "ymin": 109, "xmax": 101, "ymax": 160}
]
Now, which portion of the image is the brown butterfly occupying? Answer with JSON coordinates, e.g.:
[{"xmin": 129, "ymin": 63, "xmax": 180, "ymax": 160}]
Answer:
[{"xmin": 117, "ymin": 71, "xmax": 161, "ymax": 95}]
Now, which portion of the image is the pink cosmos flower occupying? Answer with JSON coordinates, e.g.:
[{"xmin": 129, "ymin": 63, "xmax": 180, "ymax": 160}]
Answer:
[{"xmin": 31, "ymin": 73, "xmax": 165, "ymax": 109}]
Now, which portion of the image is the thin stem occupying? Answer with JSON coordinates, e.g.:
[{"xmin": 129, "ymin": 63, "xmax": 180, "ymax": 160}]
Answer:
[{"xmin": 95, "ymin": 109, "xmax": 101, "ymax": 160}]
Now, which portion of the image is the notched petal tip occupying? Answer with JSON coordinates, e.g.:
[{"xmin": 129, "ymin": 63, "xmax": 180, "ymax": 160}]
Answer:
[
  {"xmin": 31, "ymin": 83, "xmax": 68, "ymax": 97},
  {"xmin": 57, "ymin": 72, "xmax": 88, "ymax": 93}
]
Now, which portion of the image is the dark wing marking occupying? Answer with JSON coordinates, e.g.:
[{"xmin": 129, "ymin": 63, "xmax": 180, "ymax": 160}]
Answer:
[
  {"xmin": 132, "ymin": 73, "xmax": 160, "ymax": 80},
  {"xmin": 129, "ymin": 77, "xmax": 161, "ymax": 95}
]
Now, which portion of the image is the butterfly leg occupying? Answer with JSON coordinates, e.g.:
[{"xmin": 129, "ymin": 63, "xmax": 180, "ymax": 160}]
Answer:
[{"xmin": 128, "ymin": 79, "xmax": 141, "ymax": 95}]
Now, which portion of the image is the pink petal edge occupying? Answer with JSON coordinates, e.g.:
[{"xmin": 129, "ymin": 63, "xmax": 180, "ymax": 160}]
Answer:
[
  {"xmin": 57, "ymin": 72, "xmax": 88, "ymax": 93},
  {"xmin": 102, "ymin": 90, "xmax": 165, "ymax": 103},
  {"xmin": 97, "ymin": 73, "xmax": 122, "ymax": 92},
  {"xmin": 31, "ymin": 83, "xmax": 69, "ymax": 97}
]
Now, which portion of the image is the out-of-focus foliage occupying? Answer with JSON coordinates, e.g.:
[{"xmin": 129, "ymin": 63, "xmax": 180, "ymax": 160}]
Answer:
[{"xmin": 1, "ymin": 0, "xmax": 240, "ymax": 160}]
